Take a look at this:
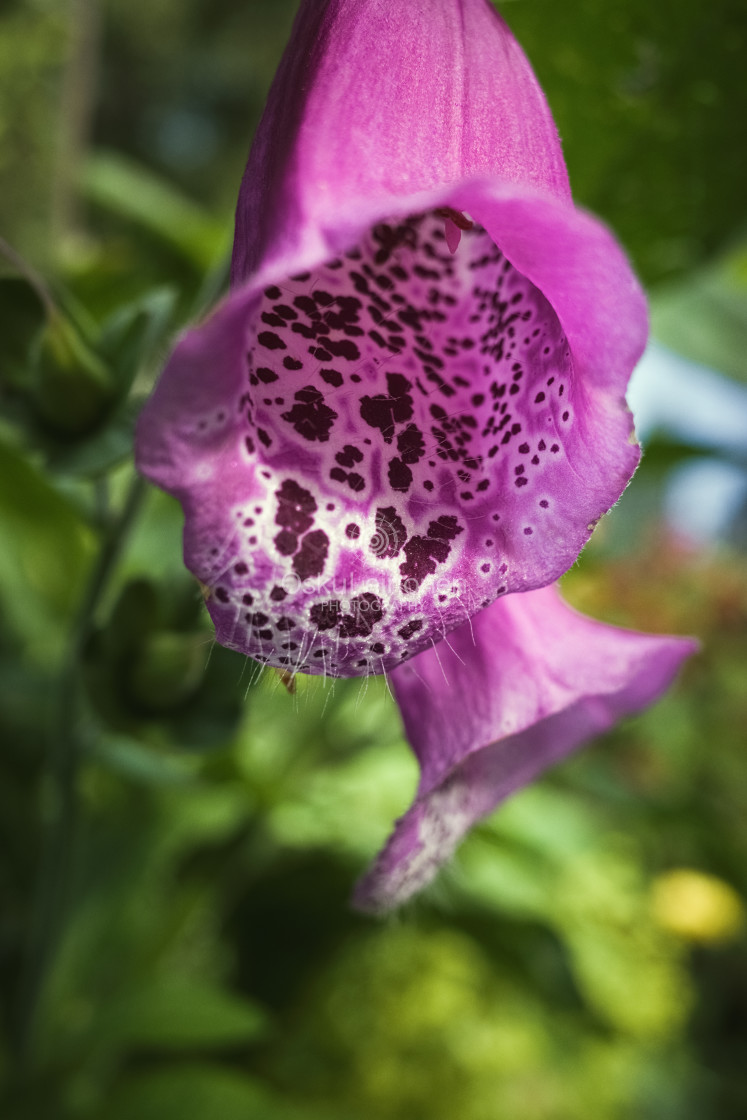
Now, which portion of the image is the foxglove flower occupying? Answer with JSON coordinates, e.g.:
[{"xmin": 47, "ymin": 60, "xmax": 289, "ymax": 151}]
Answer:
[{"xmin": 136, "ymin": 0, "xmax": 695, "ymax": 911}]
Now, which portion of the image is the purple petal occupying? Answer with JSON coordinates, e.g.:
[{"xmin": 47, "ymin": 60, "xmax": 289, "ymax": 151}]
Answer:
[
  {"xmin": 353, "ymin": 586, "xmax": 696, "ymax": 913},
  {"xmin": 137, "ymin": 187, "xmax": 644, "ymax": 676},
  {"xmin": 232, "ymin": 0, "xmax": 570, "ymax": 286},
  {"xmin": 136, "ymin": 0, "xmax": 646, "ymax": 678}
]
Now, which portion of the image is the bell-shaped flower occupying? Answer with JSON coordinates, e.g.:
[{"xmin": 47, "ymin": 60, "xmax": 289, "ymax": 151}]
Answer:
[{"xmin": 136, "ymin": 0, "xmax": 695, "ymax": 911}]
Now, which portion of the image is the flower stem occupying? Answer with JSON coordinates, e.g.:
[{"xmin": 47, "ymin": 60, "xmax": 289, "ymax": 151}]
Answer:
[{"xmin": 15, "ymin": 472, "xmax": 146, "ymax": 1067}]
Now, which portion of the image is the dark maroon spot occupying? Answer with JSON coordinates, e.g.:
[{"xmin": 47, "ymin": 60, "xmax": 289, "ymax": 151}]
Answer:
[
  {"xmin": 234, "ymin": 562, "xmax": 248, "ymax": 575},
  {"xmin": 276, "ymin": 617, "xmax": 296, "ymax": 631},
  {"xmin": 325, "ymin": 337, "xmax": 361, "ymax": 361},
  {"xmin": 518, "ymin": 442, "xmax": 530, "ymax": 454},
  {"xmin": 562, "ymin": 411, "xmax": 569, "ymax": 422},
  {"xmin": 242, "ymin": 593, "xmax": 254, "ymax": 605},
  {"xmin": 283, "ymin": 356, "xmax": 303, "ymax": 371},
  {"xmin": 345, "ymin": 523, "xmax": 361, "ymax": 540},
  {"xmin": 515, "ymin": 477, "xmax": 529, "ymax": 488},
  {"xmin": 274, "ymin": 304, "xmax": 297, "ymax": 321},
  {"xmin": 257, "ymin": 429, "xmax": 272, "ymax": 449},
  {"xmin": 388, "ymin": 456, "xmax": 413, "ymax": 492},
  {"xmin": 276, "ymin": 479, "xmax": 316, "ymax": 534},
  {"xmin": 427, "ymin": 515, "xmax": 463, "ymax": 542},
  {"xmin": 257, "ymin": 629, "xmax": 273, "ymax": 640},
  {"xmin": 370, "ymin": 642, "xmax": 385, "ymax": 654},
  {"xmin": 214, "ymin": 587, "xmax": 229, "ymax": 603},
  {"xmin": 270, "ymin": 586, "xmax": 287, "ymax": 602},
  {"xmin": 539, "ymin": 499, "xmax": 549, "ymax": 508},
  {"xmin": 369, "ymin": 506, "xmax": 407, "ymax": 558},
  {"xmin": 274, "ymin": 529, "xmax": 297, "ymax": 556},
  {"xmin": 360, "ymin": 372, "xmax": 413, "ymax": 442},
  {"xmin": 397, "ymin": 619, "xmax": 423, "ymax": 640},
  {"xmin": 320, "ymin": 368, "xmax": 343, "ymax": 388},
  {"xmin": 282, "ymin": 385, "xmax": 337, "ymax": 442},
  {"xmin": 534, "ymin": 392, "xmax": 546, "ymax": 404},
  {"xmin": 250, "ymin": 612, "xmax": 269, "ymax": 626},
  {"xmin": 310, "ymin": 600, "xmax": 341, "ymax": 631},
  {"xmin": 551, "ymin": 444, "xmax": 560, "ymax": 453},
  {"xmin": 336, "ymin": 444, "xmax": 364, "ymax": 469},
  {"xmin": 338, "ymin": 592, "xmax": 383, "ymax": 639},
  {"xmin": 256, "ymin": 367, "xmax": 278, "ymax": 384},
  {"xmin": 264, "ymin": 286, "xmax": 281, "ymax": 299},
  {"xmin": 524, "ymin": 527, "xmax": 533, "ymax": 535},
  {"xmin": 347, "ymin": 473, "xmax": 365, "ymax": 492},
  {"xmin": 397, "ymin": 423, "xmax": 425, "ymax": 464},
  {"xmin": 538, "ymin": 439, "xmax": 546, "ymax": 451},
  {"xmin": 399, "ymin": 534, "xmax": 450, "ymax": 591},
  {"xmin": 293, "ymin": 529, "xmax": 329, "ymax": 580},
  {"xmin": 258, "ymin": 331, "xmax": 286, "ymax": 351},
  {"xmin": 281, "ymin": 642, "xmax": 298, "ymax": 650}
]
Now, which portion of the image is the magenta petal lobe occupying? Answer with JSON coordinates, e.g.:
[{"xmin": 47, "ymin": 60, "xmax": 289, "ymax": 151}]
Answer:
[
  {"xmin": 138, "ymin": 201, "xmax": 644, "ymax": 675},
  {"xmin": 353, "ymin": 586, "xmax": 696, "ymax": 913}
]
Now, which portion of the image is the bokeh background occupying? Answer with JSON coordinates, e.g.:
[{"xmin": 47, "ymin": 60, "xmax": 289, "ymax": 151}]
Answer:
[{"xmin": 2, "ymin": 1, "xmax": 747, "ymax": 1117}]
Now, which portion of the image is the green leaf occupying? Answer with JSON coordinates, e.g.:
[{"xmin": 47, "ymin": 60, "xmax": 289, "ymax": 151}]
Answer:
[
  {"xmin": 45, "ymin": 395, "xmax": 142, "ymax": 477},
  {"xmin": 82, "ymin": 151, "xmax": 229, "ymax": 271},
  {"xmin": 101, "ymin": 979, "xmax": 268, "ymax": 1051},
  {"xmin": 0, "ymin": 439, "xmax": 93, "ymax": 657},
  {"xmin": 0, "ymin": 275, "xmax": 46, "ymax": 387},
  {"xmin": 88, "ymin": 734, "xmax": 199, "ymax": 786},
  {"xmin": 97, "ymin": 286, "xmax": 177, "ymax": 395},
  {"xmin": 106, "ymin": 1065, "xmax": 319, "ymax": 1120}
]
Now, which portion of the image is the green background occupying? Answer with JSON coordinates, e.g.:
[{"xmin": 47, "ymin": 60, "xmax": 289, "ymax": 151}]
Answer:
[{"xmin": 1, "ymin": 1, "xmax": 747, "ymax": 1117}]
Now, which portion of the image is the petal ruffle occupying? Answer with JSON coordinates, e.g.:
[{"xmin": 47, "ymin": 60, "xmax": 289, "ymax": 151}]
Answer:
[
  {"xmin": 353, "ymin": 586, "xmax": 696, "ymax": 913},
  {"xmin": 137, "ymin": 182, "xmax": 645, "ymax": 675},
  {"xmin": 232, "ymin": 0, "xmax": 570, "ymax": 286}
]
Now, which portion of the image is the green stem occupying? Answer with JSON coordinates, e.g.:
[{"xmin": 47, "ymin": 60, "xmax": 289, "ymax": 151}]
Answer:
[{"xmin": 16, "ymin": 472, "xmax": 146, "ymax": 1067}]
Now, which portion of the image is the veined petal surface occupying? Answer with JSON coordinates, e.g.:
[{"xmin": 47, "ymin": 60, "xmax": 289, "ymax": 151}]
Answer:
[{"xmin": 353, "ymin": 585, "xmax": 697, "ymax": 913}]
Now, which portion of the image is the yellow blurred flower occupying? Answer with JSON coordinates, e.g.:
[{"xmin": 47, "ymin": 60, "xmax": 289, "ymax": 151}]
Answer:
[{"xmin": 652, "ymin": 869, "xmax": 745, "ymax": 944}]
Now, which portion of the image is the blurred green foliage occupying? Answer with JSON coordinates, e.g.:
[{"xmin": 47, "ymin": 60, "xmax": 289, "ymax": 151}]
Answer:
[{"xmin": 1, "ymin": 0, "xmax": 747, "ymax": 1118}]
